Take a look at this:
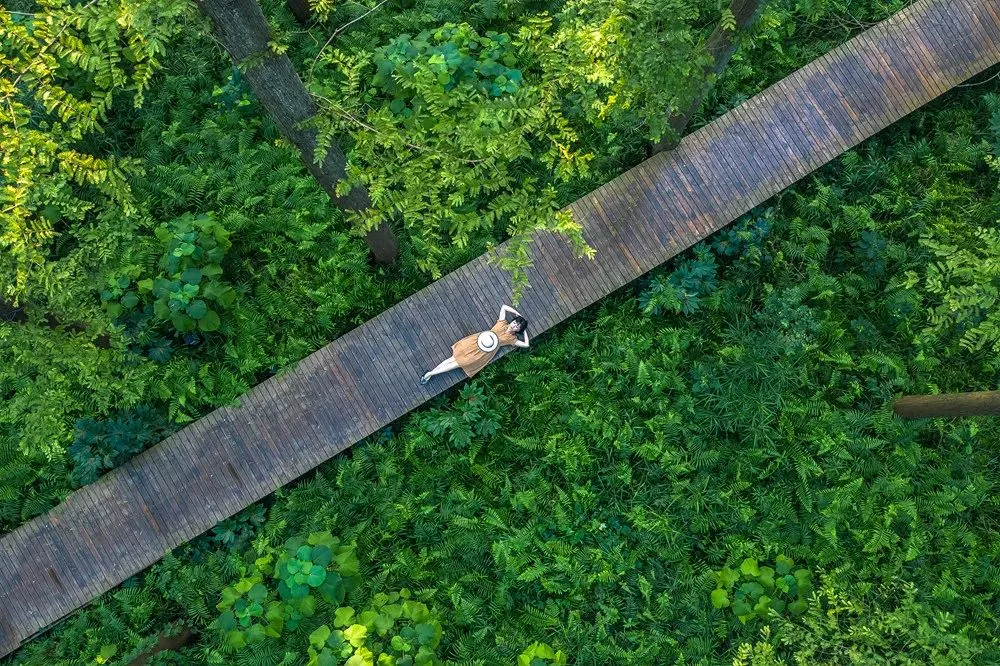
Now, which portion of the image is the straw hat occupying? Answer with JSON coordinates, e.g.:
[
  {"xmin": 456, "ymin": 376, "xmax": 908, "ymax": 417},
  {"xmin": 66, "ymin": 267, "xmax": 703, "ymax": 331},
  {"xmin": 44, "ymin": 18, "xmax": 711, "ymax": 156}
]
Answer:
[{"xmin": 477, "ymin": 331, "xmax": 499, "ymax": 352}]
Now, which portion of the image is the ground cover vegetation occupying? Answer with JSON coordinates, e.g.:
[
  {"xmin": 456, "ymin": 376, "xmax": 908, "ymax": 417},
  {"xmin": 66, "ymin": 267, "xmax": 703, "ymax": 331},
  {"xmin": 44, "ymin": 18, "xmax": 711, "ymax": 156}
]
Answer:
[
  {"xmin": 0, "ymin": 0, "xmax": 898, "ymax": 532},
  {"xmin": 8, "ymin": 0, "xmax": 1000, "ymax": 663},
  {"xmin": 7, "ymin": 81, "xmax": 1000, "ymax": 664}
]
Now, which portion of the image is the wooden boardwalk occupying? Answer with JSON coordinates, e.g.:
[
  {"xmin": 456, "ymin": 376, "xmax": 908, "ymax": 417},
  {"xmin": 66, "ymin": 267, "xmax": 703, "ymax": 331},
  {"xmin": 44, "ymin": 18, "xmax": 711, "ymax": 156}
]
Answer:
[{"xmin": 3, "ymin": 0, "xmax": 1000, "ymax": 656}]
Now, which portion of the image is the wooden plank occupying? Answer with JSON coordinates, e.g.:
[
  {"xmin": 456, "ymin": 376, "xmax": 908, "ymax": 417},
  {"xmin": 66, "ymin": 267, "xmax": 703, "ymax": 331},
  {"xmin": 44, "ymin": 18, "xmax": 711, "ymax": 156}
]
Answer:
[
  {"xmin": 570, "ymin": 198, "xmax": 636, "ymax": 293},
  {"xmin": 820, "ymin": 52, "xmax": 888, "ymax": 141},
  {"xmin": 780, "ymin": 75, "xmax": 854, "ymax": 167},
  {"xmin": 953, "ymin": 0, "xmax": 1000, "ymax": 63},
  {"xmin": 695, "ymin": 122, "xmax": 759, "ymax": 210},
  {"xmin": 176, "ymin": 419, "xmax": 241, "ymax": 517},
  {"xmin": 685, "ymin": 132, "xmax": 750, "ymax": 225},
  {"xmin": 891, "ymin": 6, "xmax": 950, "ymax": 97},
  {"xmin": 538, "ymin": 203, "xmax": 611, "ymax": 306},
  {"xmin": 195, "ymin": 417, "xmax": 261, "ymax": 508},
  {"xmin": 124, "ymin": 448, "xmax": 192, "ymax": 548},
  {"xmin": 588, "ymin": 191, "xmax": 644, "ymax": 277},
  {"xmin": 980, "ymin": 1, "xmax": 1000, "ymax": 51},
  {"xmin": 47, "ymin": 486, "xmax": 109, "ymax": 592},
  {"xmin": 634, "ymin": 161, "xmax": 703, "ymax": 253},
  {"xmin": 701, "ymin": 112, "xmax": 777, "ymax": 209},
  {"xmin": 0, "ymin": 530, "xmax": 39, "ymax": 630},
  {"xmin": 729, "ymin": 91, "xmax": 805, "ymax": 187},
  {"xmin": 601, "ymin": 176, "xmax": 666, "ymax": 275}
]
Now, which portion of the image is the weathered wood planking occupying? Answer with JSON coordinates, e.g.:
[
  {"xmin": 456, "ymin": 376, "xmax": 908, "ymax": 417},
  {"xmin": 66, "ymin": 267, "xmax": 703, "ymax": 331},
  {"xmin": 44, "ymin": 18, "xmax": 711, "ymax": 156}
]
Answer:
[{"xmin": 2, "ymin": 0, "xmax": 999, "ymax": 656}]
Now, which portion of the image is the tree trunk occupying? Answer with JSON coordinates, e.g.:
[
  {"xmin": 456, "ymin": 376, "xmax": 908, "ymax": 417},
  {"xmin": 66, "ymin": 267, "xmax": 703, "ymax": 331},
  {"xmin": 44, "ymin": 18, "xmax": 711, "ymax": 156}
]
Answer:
[
  {"xmin": 285, "ymin": 0, "xmax": 312, "ymax": 24},
  {"xmin": 649, "ymin": 0, "xmax": 765, "ymax": 155},
  {"xmin": 196, "ymin": 0, "xmax": 399, "ymax": 264},
  {"xmin": 893, "ymin": 391, "xmax": 1000, "ymax": 419}
]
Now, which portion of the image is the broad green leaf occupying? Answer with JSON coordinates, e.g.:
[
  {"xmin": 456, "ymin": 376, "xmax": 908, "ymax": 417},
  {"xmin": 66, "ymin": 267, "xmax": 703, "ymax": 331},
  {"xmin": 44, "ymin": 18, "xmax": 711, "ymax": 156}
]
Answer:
[
  {"xmin": 310, "ymin": 624, "xmax": 332, "ymax": 649},
  {"xmin": 246, "ymin": 623, "xmax": 266, "ymax": 644},
  {"xmin": 753, "ymin": 595, "xmax": 772, "ymax": 617},
  {"xmin": 218, "ymin": 586, "xmax": 240, "ymax": 609},
  {"xmin": 228, "ymin": 630, "xmax": 246, "ymax": 650},
  {"xmin": 731, "ymin": 600, "xmax": 752, "ymax": 617},
  {"xmin": 710, "ymin": 588, "xmax": 730, "ymax": 609},
  {"xmin": 313, "ymin": 544, "xmax": 333, "ymax": 567},
  {"xmin": 217, "ymin": 285, "xmax": 237, "ymax": 308},
  {"xmin": 248, "ymin": 583, "xmax": 268, "ymax": 603},
  {"xmin": 202, "ymin": 263, "xmax": 223, "ymax": 278},
  {"xmin": 335, "ymin": 606, "xmax": 356, "ymax": 627},
  {"xmin": 344, "ymin": 623, "xmax": 368, "ymax": 648},
  {"xmin": 403, "ymin": 601, "xmax": 429, "ymax": 623},
  {"xmin": 308, "ymin": 565, "xmax": 327, "ymax": 587},
  {"xmin": 757, "ymin": 566, "xmax": 775, "ymax": 590},
  {"xmin": 738, "ymin": 582, "xmax": 765, "ymax": 599},
  {"xmin": 186, "ymin": 299, "xmax": 208, "ymax": 319},
  {"xmin": 374, "ymin": 612, "xmax": 394, "ymax": 635},
  {"xmin": 95, "ymin": 644, "xmax": 117, "ymax": 664},
  {"xmin": 740, "ymin": 558, "xmax": 759, "ymax": 577},
  {"xmin": 775, "ymin": 555, "xmax": 795, "ymax": 575},
  {"xmin": 336, "ymin": 549, "xmax": 360, "ymax": 577},
  {"xmin": 198, "ymin": 309, "xmax": 221, "ymax": 331},
  {"xmin": 717, "ymin": 567, "xmax": 740, "ymax": 589},
  {"xmin": 217, "ymin": 610, "xmax": 237, "ymax": 630},
  {"xmin": 413, "ymin": 622, "xmax": 436, "ymax": 645},
  {"xmin": 297, "ymin": 594, "xmax": 317, "ymax": 617},
  {"xmin": 181, "ymin": 267, "xmax": 202, "ymax": 284},
  {"xmin": 319, "ymin": 572, "xmax": 346, "ymax": 604},
  {"xmin": 309, "ymin": 531, "xmax": 337, "ymax": 548},
  {"xmin": 345, "ymin": 647, "xmax": 375, "ymax": 666}
]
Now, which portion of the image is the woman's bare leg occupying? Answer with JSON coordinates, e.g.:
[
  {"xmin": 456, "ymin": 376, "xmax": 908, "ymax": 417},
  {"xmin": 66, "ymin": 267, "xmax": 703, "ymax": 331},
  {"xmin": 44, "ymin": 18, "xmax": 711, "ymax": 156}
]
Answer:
[{"xmin": 421, "ymin": 357, "xmax": 459, "ymax": 383}]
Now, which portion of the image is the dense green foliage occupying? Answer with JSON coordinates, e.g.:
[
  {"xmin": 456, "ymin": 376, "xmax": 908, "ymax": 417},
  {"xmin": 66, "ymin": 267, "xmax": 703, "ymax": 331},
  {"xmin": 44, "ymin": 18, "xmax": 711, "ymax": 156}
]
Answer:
[
  {"xmin": 0, "ymin": 0, "xmax": 908, "ymax": 530},
  {"xmin": 8, "ymin": 75, "xmax": 1000, "ymax": 664},
  {"xmin": 0, "ymin": 0, "xmax": 911, "ymax": 528},
  {"xmin": 10, "ymin": 0, "xmax": 1000, "ymax": 664},
  {"xmin": 1, "ymin": 0, "xmax": 192, "ymax": 298},
  {"xmin": 1, "ymin": 12, "xmax": 397, "ymax": 529}
]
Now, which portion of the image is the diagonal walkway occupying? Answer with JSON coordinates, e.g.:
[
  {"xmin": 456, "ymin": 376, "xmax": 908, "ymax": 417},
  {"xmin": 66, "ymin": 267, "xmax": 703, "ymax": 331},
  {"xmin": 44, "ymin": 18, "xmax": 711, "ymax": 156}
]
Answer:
[{"xmin": 2, "ymin": 0, "xmax": 1000, "ymax": 655}]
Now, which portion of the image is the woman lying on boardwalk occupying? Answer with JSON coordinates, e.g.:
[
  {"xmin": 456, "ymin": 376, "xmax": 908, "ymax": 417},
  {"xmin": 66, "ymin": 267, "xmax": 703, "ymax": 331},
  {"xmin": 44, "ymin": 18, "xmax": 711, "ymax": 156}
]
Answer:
[{"xmin": 420, "ymin": 305, "xmax": 529, "ymax": 384}]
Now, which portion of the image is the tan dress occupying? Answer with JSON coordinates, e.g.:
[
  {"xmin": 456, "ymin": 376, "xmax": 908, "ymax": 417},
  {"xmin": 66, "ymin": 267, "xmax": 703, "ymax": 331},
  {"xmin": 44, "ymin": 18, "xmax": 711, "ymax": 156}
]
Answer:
[{"xmin": 452, "ymin": 320, "xmax": 517, "ymax": 377}]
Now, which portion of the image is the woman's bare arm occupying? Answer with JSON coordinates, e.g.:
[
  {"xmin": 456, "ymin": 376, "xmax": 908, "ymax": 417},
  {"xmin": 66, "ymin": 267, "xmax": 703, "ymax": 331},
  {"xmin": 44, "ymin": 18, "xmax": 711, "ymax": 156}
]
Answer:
[
  {"xmin": 498, "ymin": 304, "xmax": 521, "ymax": 320},
  {"xmin": 514, "ymin": 331, "xmax": 530, "ymax": 349}
]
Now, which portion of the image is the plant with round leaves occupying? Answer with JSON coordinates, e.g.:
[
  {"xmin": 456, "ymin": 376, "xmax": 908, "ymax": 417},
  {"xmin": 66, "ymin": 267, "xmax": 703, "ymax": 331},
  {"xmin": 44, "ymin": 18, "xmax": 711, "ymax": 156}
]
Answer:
[
  {"xmin": 214, "ymin": 531, "xmax": 359, "ymax": 651},
  {"xmin": 214, "ymin": 565, "xmax": 285, "ymax": 650},
  {"xmin": 102, "ymin": 212, "xmax": 236, "ymax": 334},
  {"xmin": 276, "ymin": 531, "xmax": 360, "ymax": 605},
  {"xmin": 711, "ymin": 555, "xmax": 813, "ymax": 624},
  {"xmin": 518, "ymin": 642, "xmax": 568, "ymax": 666},
  {"xmin": 307, "ymin": 589, "xmax": 443, "ymax": 666}
]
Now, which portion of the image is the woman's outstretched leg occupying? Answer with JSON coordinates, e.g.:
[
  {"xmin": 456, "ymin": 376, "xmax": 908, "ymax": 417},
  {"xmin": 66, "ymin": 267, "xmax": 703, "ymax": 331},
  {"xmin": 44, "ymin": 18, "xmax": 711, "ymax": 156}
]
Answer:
[{"xmin": 421, "ymin": 357, "xmax": 459, "ymax": 384}]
